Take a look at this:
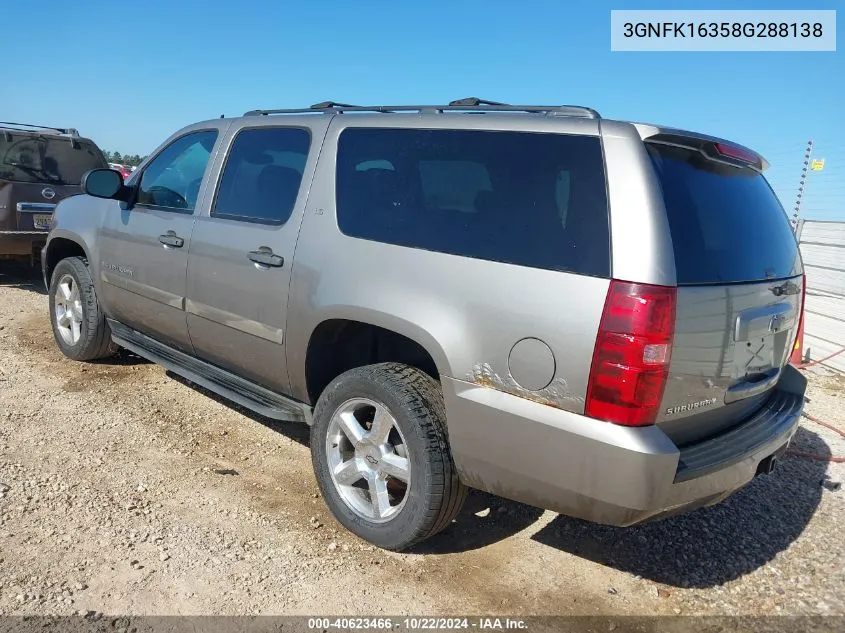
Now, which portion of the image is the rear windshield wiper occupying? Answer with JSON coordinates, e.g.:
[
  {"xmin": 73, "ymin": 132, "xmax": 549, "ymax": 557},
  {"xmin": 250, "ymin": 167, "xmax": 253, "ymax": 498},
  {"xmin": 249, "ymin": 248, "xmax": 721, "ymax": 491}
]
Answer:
[{"xmin": 5, "ymin": 161, "xmax": 63, "ymax": 184}]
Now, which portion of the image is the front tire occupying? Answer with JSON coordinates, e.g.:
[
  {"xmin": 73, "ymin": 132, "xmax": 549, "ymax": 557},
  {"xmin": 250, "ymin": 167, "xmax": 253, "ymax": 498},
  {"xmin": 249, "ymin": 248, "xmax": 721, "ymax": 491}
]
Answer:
[
  {"xmin": 49, "ymin": 257, "xmax": 117, "ymax": 361},
  {"xmin": 310, "ymin": 363, "xmax": 467, "ymax": 551}
]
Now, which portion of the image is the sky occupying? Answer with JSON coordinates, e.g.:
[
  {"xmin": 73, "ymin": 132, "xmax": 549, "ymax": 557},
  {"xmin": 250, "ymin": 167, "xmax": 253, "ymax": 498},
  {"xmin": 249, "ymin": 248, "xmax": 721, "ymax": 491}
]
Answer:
[{"xmin": 1, "ymin": 0, "xmax": 842, "ymax": 219}]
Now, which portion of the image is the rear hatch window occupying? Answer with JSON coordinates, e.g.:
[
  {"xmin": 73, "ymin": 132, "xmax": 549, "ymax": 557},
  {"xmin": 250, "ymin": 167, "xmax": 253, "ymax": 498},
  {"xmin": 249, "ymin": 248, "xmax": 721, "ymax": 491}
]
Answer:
[
  {"xmin": 0, "ymin": 133, "xmax": 107, "ymax": 186},
  {"xmin": 646, "ymin": 143, "xmax": 802, "ymax": 284}
]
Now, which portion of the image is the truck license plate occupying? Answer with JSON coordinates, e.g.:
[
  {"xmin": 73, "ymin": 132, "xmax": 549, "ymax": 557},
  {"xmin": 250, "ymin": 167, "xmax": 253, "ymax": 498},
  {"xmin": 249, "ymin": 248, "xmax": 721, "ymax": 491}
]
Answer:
[{"xmin": 32, "ymin": 214, "xmax": 52, "ymax": 230}]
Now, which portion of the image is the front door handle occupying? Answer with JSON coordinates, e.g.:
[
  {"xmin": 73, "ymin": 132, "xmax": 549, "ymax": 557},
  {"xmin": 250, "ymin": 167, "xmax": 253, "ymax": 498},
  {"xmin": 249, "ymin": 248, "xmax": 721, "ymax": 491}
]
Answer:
[
  {"xmin": 158, "ymin": 231, "xmax": 185, "ymax": 248},
  {"xmin": 247, "ymin": 248, "xmax": 284, "ymax": 268}
]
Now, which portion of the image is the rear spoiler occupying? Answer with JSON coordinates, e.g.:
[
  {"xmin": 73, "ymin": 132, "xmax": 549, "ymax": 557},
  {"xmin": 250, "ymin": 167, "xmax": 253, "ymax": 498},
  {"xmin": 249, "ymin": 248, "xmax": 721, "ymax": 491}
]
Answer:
[{"xmin": 632, "ymin": 124, "xmax": 769, "ymax": 173}]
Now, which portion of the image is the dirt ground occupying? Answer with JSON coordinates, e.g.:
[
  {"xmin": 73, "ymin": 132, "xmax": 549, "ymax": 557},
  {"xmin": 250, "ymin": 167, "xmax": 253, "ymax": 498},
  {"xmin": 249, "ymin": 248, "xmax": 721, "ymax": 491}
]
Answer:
[{"xmin": 1, "ymin": 263, "xmax": 843, "ymax": 617}]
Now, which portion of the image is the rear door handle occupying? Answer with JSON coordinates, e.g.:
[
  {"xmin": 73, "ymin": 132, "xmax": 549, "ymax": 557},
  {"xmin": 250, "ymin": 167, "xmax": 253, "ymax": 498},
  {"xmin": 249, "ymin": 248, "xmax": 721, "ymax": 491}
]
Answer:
[
  {"xmin": 158, "ymin": 232, "xmax": 185, "ymax": 248},
  {"xmin": 247, "ymin": 249, "xmax": 284, "ymax": 268},
  {"xmin": 734, "ymin": 302, "xmax": 795, "ymax": 341},
  {"xmin": 724, "ymin": 367, "xmax": 781, "ymax": 404}
]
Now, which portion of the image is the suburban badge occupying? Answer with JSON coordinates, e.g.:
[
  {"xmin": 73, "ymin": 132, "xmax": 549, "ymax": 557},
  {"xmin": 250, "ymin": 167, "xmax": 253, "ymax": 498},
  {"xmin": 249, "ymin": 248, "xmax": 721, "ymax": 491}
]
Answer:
[{"xmin": 665, "ymin": 397, "xmax": 719, "ymax": 416}]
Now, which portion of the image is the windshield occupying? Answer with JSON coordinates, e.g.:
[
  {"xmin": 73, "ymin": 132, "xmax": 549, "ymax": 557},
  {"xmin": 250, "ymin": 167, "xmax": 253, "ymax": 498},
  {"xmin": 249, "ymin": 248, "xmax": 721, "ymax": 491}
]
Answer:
[
  {"xmin": 0, "ymin": 133, "xmax": 108, "ymax": 185},
  {"xmin": 647, "ymin": 143, "xmax": 802, "ymax": 284}
]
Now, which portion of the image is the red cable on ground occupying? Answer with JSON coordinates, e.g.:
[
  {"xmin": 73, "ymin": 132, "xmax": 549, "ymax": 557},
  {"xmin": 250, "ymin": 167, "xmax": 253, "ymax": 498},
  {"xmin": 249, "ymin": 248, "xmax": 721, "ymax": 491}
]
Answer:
[
  {"xmin": 785, "ymin": 413, "xmax": 845, "ymax": 464},
  {"xmin": 798, "ymin": 346, "xmax": 845, "ymax": 369},
  {"xmin": 802, "ymin": 412, "xmax": 845, "ymax": 439},
  {"xmin": 785, "ymin": 450, "xmax": 845, "ymax": 463}
]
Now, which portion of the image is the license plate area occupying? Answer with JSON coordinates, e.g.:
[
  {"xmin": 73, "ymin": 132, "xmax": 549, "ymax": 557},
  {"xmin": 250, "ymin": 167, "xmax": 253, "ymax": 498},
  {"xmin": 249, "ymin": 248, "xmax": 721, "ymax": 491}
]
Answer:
[
  {"xmin": 736, "ymin": 334, "xmax": 777, "ymax": 375},
  {"xmin": 32, "ymin": 213, "xmax": 52, "ymax": 230},
  {"xmin": 732, "ymin": 302, "xmax": 795, "ymax": 377}
]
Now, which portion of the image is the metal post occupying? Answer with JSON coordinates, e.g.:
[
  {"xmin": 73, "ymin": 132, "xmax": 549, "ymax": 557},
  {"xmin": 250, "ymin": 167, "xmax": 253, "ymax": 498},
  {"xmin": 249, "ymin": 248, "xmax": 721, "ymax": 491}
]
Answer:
[
  {"xmin": 791, "ymin": 139, "xmax": 813, "ymax": 231},
  {"xmin": 790, "ymin": 218, "xmax": 807, "ymax": 365}
]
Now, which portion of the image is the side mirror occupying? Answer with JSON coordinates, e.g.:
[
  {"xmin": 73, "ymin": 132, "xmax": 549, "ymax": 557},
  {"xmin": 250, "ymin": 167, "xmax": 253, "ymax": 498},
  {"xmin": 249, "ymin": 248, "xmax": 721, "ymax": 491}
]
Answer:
[{"xmin": 82, "ymin": 168, "xmax": 126, "ymax": 200}]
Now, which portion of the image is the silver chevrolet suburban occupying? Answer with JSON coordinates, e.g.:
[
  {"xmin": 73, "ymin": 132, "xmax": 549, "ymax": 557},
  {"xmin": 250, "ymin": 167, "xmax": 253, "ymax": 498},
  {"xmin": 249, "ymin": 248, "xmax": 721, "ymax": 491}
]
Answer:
[{"xmin": 41, "ymin": 98, "xmax": 807, "ymax": 551}]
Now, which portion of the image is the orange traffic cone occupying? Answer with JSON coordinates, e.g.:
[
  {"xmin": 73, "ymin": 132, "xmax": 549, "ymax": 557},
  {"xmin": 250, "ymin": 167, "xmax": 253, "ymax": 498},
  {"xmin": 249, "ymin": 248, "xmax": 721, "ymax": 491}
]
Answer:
[{"xmin": 790, "ymin": 315, "xmax": 805, "ymax": 366}]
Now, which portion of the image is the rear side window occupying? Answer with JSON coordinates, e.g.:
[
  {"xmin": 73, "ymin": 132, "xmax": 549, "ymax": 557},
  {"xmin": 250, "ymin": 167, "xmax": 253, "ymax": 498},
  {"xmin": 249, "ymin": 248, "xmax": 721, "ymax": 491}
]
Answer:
[
  {"xmin": 647, "ymin": 144, "xmax": 801, "ymax": 284},
  {"xmin": 335, "ymin": 128, "xmax": 610, "ymax": 277},
  {"xmin": 213, "ymin": 127, "xmax": 311, "ymax": 225}
]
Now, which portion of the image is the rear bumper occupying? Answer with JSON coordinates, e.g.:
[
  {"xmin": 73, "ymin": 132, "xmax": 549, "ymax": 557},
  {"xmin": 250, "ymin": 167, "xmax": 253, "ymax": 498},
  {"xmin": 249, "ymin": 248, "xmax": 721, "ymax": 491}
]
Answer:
[
  {"xmin": 443, "ymin": 365, "xmax": 805, "ymax": 526},
  {"xmin": 0, "ymin": 230, "xmax": 48, "ymax": 256}
]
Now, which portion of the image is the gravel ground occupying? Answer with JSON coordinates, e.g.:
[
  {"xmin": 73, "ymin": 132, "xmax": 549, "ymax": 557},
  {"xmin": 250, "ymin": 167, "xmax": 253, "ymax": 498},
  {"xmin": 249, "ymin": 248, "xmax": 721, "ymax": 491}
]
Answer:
[{"xmin": 0, "ymin": 262, "xmax": 843, "ymax": 617}]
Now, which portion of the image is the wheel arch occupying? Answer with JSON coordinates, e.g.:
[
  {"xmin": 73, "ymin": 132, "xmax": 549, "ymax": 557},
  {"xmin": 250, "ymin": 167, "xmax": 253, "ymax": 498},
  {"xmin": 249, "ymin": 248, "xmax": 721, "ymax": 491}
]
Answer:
[
  {"xmin": 298, "ymin": 311, "xmax": 453, "ymax": 406},
  {"xmin": 43, "ymin": 232, "xmax": 92, "ymax": 288}
]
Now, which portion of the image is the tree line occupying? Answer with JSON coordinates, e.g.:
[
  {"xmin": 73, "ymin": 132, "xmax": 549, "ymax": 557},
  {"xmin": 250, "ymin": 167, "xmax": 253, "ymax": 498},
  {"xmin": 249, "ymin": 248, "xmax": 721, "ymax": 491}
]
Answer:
[{"xmin": 103, "ymin": 151, "xmax": 146, "ymax": 167}]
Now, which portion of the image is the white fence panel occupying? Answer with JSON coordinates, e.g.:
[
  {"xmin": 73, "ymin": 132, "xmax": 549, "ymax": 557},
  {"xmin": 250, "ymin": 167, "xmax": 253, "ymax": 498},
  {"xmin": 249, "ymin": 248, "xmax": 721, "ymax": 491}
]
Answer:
[{"xmin": 798, "ymin": 220, "xmax": 845, "ymax": 373}]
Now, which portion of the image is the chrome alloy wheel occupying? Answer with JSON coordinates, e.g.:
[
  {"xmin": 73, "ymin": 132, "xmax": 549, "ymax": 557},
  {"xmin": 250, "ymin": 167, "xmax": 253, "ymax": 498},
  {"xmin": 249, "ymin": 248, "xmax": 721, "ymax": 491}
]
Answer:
[
  {"xmin": 325, "ymin": 398, "xmax": 411, "ymax": 523},
  {"xmin": 54, "ymin": 274, "xmax": 83, "ymax": 346}
]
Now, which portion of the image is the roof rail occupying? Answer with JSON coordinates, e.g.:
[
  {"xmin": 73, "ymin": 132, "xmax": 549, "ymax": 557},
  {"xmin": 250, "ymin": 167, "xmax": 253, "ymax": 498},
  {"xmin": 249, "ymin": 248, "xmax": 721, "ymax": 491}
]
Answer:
[
  {"xmin": 243, "ymin": 98, "xmax": 600, "ymax": 119},
  {"xmin": 0, "ymin": 121, "xmax": 80, "ymax": 137}
]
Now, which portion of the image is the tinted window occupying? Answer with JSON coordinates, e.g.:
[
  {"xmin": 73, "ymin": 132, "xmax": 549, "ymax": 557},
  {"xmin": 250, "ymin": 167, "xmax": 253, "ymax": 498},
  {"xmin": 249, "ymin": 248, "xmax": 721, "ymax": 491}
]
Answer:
[
  {"xmin": 647, "ymin": 144, "xmax": 801, "ymax": 284},
  {"xmin": 336, "ymin": 128, "xmax": 610, "ymax": 277},
  {"xmin": 0, "ymin": 134, "xmax": 107, "ymax": 185},
  {"xmin": 137, "ymin": 130, "xmax": 218, "ymax": 211},
  {"xmin": 213, "ymin": 127, "xmax": 310, "ymax": 225}
]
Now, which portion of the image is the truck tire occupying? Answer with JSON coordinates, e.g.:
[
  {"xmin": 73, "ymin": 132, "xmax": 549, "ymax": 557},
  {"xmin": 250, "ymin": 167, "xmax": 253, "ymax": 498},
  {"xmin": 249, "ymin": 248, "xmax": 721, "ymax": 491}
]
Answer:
[
  {"xmin": 310, "ymin": 362, "xmax": 467, "ymax": 551},
  {"xmin": 48, "ymin": 257, "xmax": 117, "ymax": 361}
]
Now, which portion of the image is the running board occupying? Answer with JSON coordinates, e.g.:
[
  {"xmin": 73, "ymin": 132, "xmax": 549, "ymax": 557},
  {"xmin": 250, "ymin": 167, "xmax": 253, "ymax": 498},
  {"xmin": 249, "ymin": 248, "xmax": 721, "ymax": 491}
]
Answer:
[{"xmin": 108, "ymin": 319, "xmax": 311, "ymax": 424}]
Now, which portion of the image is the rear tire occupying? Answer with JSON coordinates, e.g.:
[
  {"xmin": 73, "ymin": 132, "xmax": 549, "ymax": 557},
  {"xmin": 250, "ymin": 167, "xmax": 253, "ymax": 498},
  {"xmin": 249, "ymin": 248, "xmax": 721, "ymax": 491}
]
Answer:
[
  {"xmin": 310, "ymin": 362, "xmax": 467, "ymax": 551},
  {"xmin": 49, "ymin": 257, "xmax": 117, "ymax": 361}
]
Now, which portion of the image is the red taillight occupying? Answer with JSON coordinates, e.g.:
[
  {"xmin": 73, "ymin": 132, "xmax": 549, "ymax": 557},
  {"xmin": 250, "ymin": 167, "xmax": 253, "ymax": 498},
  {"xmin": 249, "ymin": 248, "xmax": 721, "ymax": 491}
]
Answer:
[
  {"xmin": 585, "ymin": 280, "xmax": 677, "ymax": 427},
  {"xmin": 714, "ymin": 142, "xmax": 759, "ymax": 165}
]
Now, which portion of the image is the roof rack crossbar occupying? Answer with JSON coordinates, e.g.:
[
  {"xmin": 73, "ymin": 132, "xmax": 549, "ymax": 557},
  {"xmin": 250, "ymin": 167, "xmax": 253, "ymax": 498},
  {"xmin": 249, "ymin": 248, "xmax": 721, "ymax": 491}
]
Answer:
[
  {"xmin": 448, "ymin": 97, "xmax": 509, "ymax": 107},
  {"xmin": 310, "ymin": 101, "xmax": 360, "ymax": 109},
  {"xmin": 0, "ymin": 122, "xmax": 80, "ymax": 137},
  {"xmin": 243, "ymin": 102, "xmax": 600, "ymax": 119}
]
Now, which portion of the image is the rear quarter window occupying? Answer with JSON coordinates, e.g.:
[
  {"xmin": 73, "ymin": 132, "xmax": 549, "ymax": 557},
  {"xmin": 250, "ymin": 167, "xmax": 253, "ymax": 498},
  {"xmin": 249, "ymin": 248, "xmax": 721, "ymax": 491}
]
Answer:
[
  {"xmin": 647, "ymin": 143, "xmax": 802, "ymax": 284},
  {"xmin": 335, "ymin": 128, "xmax": 610, "ymax": 277}
]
